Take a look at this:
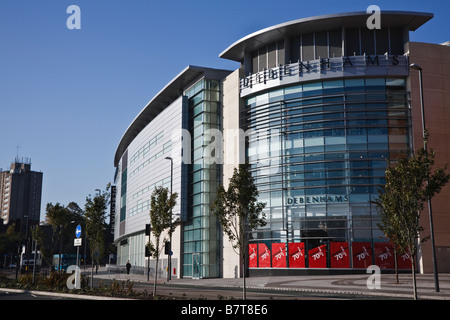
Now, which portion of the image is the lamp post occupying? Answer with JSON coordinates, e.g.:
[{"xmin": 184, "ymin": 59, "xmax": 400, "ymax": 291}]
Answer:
[
  {"xmin": 24, "ymin": 215, "xmax": 29, "ymax": 273},
  {"xmin": 165, "ymin": 156, "xmax": 173, "ymax": 281},
  {"xmin": 410, "ymin": 63, "xmax": 439, "ymax": 292}
]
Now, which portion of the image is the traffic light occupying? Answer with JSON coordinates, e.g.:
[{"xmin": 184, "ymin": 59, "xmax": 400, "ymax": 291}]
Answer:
[{"xmin": 164, "ymin": 241, "xmax": 171, "ymax": 255}]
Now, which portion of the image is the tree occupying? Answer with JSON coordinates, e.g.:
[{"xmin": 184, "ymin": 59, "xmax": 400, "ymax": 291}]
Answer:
[
  {"xmin": 45, "ymin": 202, "xmax": 73, "ymax": 272},
  {"xmin": 67, "ymin": 202, "xmax": 84, "ymax": 225},
  {"xmin": 0, "ymin": 224, "xmax": 21, "ymax": 268},
  {"xmin": 41, "ymin": 202, "xmax": 84, "ymax": 271},
  {"xmin": 373, "ymin": 134, "xmax": 449, "ymax": 300},
  {"xmin": 147, "ymin": 186, "xmax": 178, "ymax": 297},
  {"xmin": 375, "ymin": 199, "xmax": 403, "ymax": 284},
  {"xmin": 210, "ymin": 163, "xmax": 266, "ymax": 300},
  {"xmin": 84, "ymin": 185, "xmax": 110, "ymax": 283},
  {"xmin": 31, "ymin": 225, "xmax": 49, "ymax": 267}
]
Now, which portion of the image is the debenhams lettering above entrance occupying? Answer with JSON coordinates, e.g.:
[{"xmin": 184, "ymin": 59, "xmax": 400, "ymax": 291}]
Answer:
[
  {"xmin": 240, "ymin": 54, "xmax": 408, "ymax": 96},
  {"xmin": 287, "ymin": 195, "xmax": 349, "ymax": 205}
]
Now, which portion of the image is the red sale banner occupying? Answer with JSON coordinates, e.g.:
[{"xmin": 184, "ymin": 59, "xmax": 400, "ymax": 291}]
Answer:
[
  {"xmin": 375, "ymin": 242, "xmax": 395, "ymax": 269},
  {"xmin": 258, "ymin": 243, "xmax": 271, "ymax": 268},
  {"xmin": 288, "ymin": 242, "xmax": 305, "ymax": 268},
  {"xmin": 330, "ymin": 242, "xmax": 349, "ymax": 268},
  {"xmin": 248, "ymin": 244, "xmax": 257, "ymax": 268},
  {"xmin": 352, "ymin": 242, "xmax": 372, "ymax": 269},
  {"xmin": 397, "ymin": 249, "xmax": 413, "ymax": 269},
  {"xmin": 308, "ymin": 244, "xmax": 326, "ymax": 268},
  {"xmin": 271, "ymin": 243, "xmax": 287, "ymax": 268}
]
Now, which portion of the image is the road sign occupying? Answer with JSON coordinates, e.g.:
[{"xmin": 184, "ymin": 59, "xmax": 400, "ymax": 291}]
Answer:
[
  {"xmin": 74, "ymin": 238, "xmax": 82, "ymax": 246},
  {"xmin": 75, "ymin": 225, "xmax": 82, "ymax": 238}
]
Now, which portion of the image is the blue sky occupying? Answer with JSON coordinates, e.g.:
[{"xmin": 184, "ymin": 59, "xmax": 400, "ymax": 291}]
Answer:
[{"xmin": 0, "ymin": 0, "xmax": 449, "ymax": 222}]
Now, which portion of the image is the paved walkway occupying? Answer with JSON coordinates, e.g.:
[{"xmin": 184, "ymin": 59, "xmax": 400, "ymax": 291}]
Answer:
[
  {"xmin": 2, "ymin": 267, "xmax": 450, "ymax": 300},
  {"xmin": 95, "ymin": 268, "xmax": 450, "ymax": 300}
]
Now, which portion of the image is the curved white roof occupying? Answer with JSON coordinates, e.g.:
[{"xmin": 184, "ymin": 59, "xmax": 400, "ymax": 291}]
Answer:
[
  {"xmin": 219, "ymin": 11, "xmax": 433, "ymax": 62},
  {"xmin": 114, "ymin": 66, "xmax": 231, "ymax": 167}
]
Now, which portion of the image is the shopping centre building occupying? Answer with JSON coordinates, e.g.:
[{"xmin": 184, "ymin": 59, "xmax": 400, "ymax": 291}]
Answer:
[{"xmin": 113, "ymin": 11, "xmax": 450, "ymax": 278}]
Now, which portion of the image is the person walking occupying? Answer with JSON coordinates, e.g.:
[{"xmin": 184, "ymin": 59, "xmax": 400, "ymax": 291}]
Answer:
[{"xmin": 126, "ymin": 260, "xmax": 131, "ymax": 275}]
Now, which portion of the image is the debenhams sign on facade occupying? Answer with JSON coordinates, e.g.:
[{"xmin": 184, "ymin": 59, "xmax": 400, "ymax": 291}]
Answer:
[
  {"xmin": 287, "ymin": 194, "xmax": 349, "ymax": 205},
  {"xmin": 240, "ymin": 54, "xmax": 408, "ymax": 96}
]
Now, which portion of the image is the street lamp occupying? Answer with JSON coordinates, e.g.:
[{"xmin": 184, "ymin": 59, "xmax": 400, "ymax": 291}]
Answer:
[
  {"xmin": 165, "ymin": 156, "xmax": 173, "ymax": 281},
  {"xmin": 24, "ymin": 215, "xmax": 29, "ymax": 273},
  {"xmin": 410, "ymin": 63, "xmax": 439, "ymax": 292}
]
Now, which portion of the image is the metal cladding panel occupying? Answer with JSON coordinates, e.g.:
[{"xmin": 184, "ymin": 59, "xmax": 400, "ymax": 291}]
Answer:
[{"xmin": 124, "ymin": 96, "xmax": 184, "ymax": 236}]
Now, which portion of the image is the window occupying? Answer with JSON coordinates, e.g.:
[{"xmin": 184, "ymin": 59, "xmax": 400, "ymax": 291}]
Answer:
[
  {"xmin": 302, "ymin": 33, "xmax": 314, "ymax": 61},
  {"xmin": 252, "ymin": 51, "xmax": 258, "ymax": 74},
  {"xmin": 360, "ymin": 28, "xmax": 375, "ymax": 55},
  {"xmin": 277, "ymin": 40, "xmax": 285, "ymax": 65},
  {"xmin": 258, "ymin": 46, "xmax": 267, "ymax": 71},
  {"xmin": 345, "ymin": 28, "xmax": 360, "ymax": 56},
  {"xmin": 268, "ymin": 43, "xmax": 277, "ymax": 68},
  {"xmin": 375, "ymin": 28, "xmax": 389, "ymax": 55},
  {"xmin": 389, "ymin": 28, "xmax": 404, "ymax": 55},
  {"xmin": 329, "ymin": 29, "xmax": 342, "ymax": 58},
  {"xmin": 315, "ymin": 31, "xmax": 328, "ymax": 59},
  {"xmin": 290, "ymin": 37, "xmax": 300, "ymax": 62}
]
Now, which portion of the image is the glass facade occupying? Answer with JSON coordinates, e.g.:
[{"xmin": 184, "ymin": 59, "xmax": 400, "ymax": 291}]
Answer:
[
  {"xmin": 244, "ymin": 77, "xmax": 412, "ymax": 270},
  {"xmin": 183, "ymin": 79, "xmax": 222, "ymax": 278},
  {"xmin": 117, "ymin": 233, "xmax": 145, "ymax": 266}
]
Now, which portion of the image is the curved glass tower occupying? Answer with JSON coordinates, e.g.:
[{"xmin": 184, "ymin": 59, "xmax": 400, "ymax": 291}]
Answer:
[
  {"xmin": 244, "ymin": 77, "xmax": 409, "ymax": 270},
  {"xmin": 220, "ymin": 11, "xmax": 433, "ymax": 273}
]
